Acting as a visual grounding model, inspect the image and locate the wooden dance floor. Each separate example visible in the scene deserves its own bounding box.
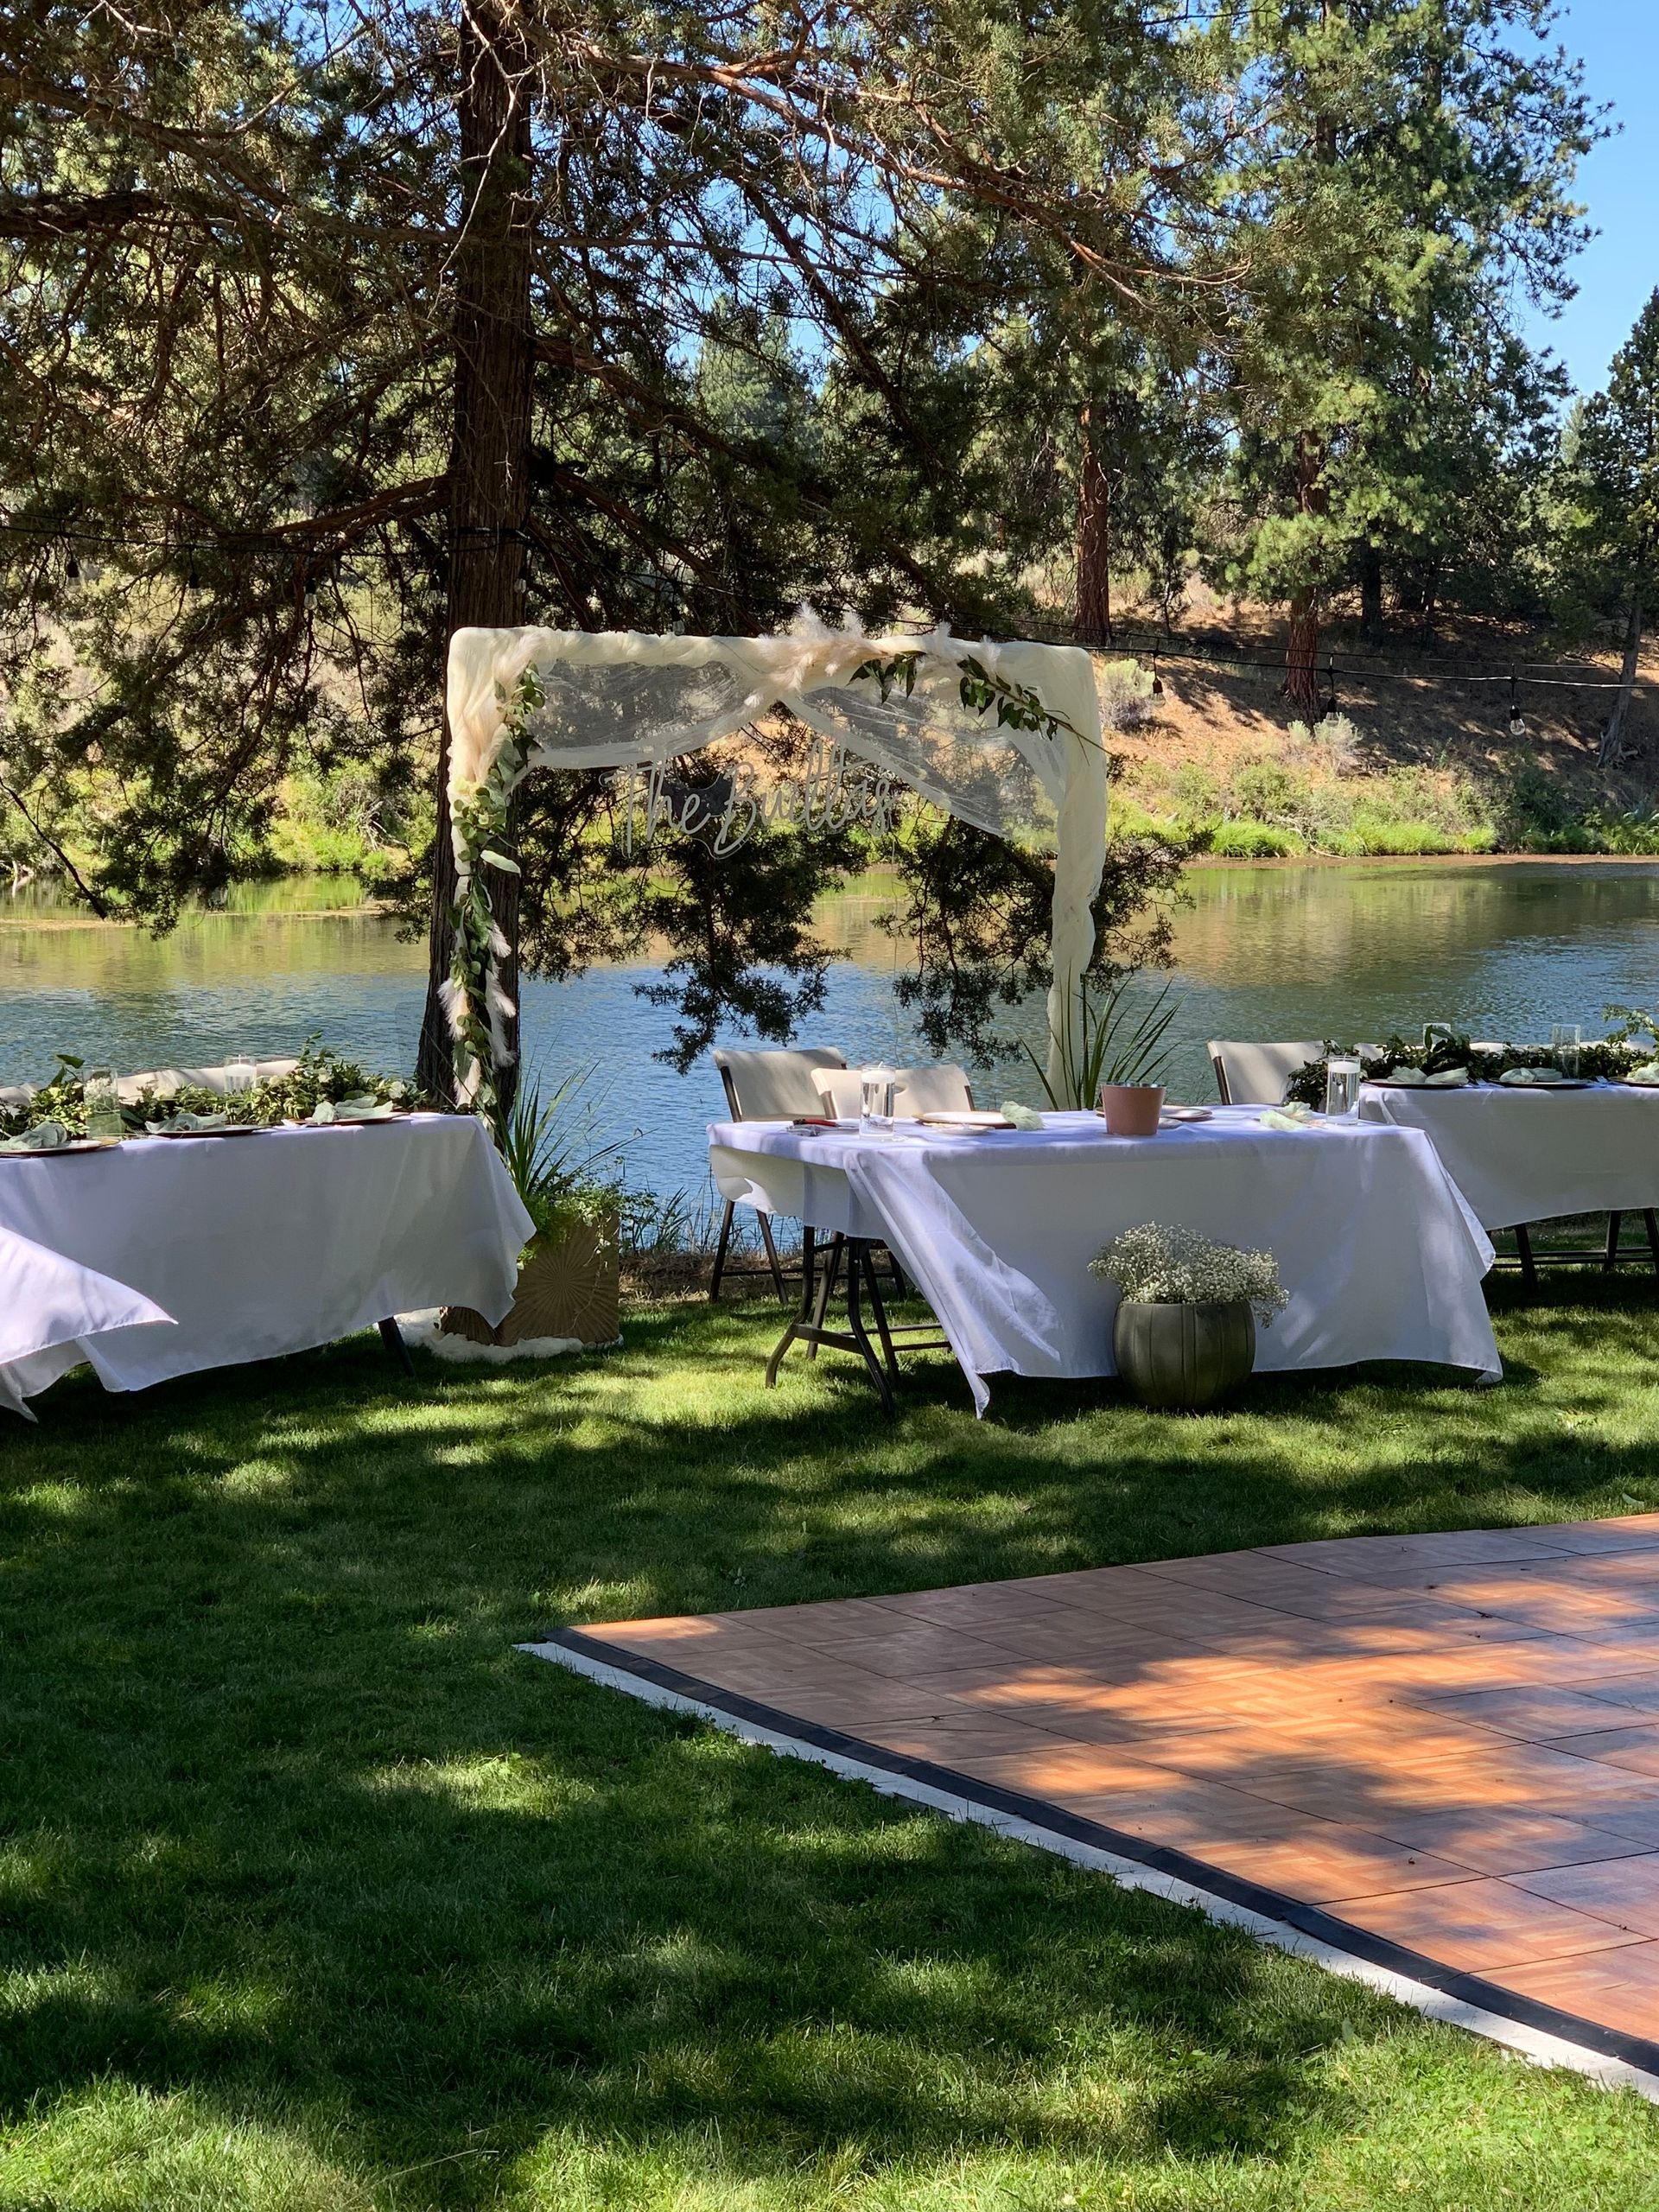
[542,1516,1659,2075]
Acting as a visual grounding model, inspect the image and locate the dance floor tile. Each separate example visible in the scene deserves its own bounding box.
[1510,1854,1659,1936]
[571,1514,1659,2061]
[1322,1879,1643,1974]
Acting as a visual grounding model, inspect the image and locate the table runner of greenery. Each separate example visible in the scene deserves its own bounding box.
[0,1042,422,1141]
[1285,1011,1659,1109]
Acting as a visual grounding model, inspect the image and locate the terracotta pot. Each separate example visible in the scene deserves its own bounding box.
[1096,1083,1166,1136]
[1113,1298,1255,1410]
[440,1216,619,1349]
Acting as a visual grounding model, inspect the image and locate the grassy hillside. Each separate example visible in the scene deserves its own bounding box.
[1101,585,1659,860]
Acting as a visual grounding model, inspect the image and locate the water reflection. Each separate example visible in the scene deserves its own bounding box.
[3,861,1658,1198]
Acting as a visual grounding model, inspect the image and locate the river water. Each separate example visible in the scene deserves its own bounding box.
[3,860,1657,1200]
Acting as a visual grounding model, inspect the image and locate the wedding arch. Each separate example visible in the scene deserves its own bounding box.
[442,616,1109,1112]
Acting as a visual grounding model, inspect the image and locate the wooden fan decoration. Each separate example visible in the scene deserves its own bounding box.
[441,1218,619,1348]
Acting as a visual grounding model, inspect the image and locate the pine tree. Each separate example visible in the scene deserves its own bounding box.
[1563,291,1659,761]
[1217,0,1593,715]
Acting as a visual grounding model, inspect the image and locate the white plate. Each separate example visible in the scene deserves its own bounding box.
[918,1110,1019,1130]
[0,1137,119,1157]
[148,1122,265,1138]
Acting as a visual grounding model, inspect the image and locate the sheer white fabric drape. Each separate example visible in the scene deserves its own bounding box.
[444,619,1109,1084]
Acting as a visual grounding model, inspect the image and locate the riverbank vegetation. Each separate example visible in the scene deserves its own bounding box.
[10,1287,1659,2210]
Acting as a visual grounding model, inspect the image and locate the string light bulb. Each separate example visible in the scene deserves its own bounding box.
[1148,652,1163,697]
[1507,673,1526,739]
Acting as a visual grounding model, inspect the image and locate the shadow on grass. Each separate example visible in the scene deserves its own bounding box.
[6,1289,1659,2198]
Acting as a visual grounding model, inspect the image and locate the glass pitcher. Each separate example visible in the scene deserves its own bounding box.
[1324,1058,1362,1117]
[859,1068,898,1136]
[83,1066,124,1144]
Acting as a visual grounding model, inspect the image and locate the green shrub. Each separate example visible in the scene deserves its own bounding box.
[1209,817,1306,858]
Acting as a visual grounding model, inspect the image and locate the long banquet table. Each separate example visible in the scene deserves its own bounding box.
[0,1113,532,1406]
[1357,1078,1659,1230]
[710,1107,1501,1411]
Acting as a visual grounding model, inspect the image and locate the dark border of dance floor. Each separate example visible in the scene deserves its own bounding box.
[539,1624,1659,2087]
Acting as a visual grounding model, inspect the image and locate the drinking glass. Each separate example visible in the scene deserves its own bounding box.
[83,1066,124,1144]
[859,1068,897,1136]
[225,1053,257,1096]
[1324,1057,1362,1116]
[1551,1023,1581,1080]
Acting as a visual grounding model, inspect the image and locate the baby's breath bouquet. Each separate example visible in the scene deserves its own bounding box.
[1090,1223,1288,1326]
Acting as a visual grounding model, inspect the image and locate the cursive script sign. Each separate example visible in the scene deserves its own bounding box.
[615,739,901,856]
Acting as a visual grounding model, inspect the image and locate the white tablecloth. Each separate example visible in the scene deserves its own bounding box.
[0,1227,174,1415]
[710,1109,1500,1412]
[0,1115,531,1398]
[1357,1081,1659,1230]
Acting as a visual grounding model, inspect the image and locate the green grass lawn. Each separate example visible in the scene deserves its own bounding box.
[10,1284,1659,2209]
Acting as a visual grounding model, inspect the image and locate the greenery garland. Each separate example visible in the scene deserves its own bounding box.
[850,651,1086,748]
[444,666,539,1122]
[0,1042,419,1141]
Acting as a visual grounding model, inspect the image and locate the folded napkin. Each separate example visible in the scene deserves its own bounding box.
[0,1120,73,1153]
[309,1096,397,1125]
[1498,1066,1566,1087]
[1258,1103,1317,1131]
[1382,1065,1469,1088]
[147,1109,231,1133]
[999,1100,1046,1130]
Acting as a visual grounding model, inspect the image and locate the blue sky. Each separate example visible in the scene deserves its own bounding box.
[1521,0,1658,393]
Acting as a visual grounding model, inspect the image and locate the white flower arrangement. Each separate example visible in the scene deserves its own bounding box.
[1090,1222,1289,1325]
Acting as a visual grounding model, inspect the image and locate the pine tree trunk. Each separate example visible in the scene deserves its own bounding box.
[1074,404,1113,648]
[1282,432,1326,721]
[1358,543,1383,639]
[1284,598,1323,721]
[1602,583,1644,766]
[417,1,535,1112]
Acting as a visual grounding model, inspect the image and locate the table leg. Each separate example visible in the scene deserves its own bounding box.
[861,1244,900,1384]
[845,1243,896,1418]
[804,1234,842,1361]
[378,1317,416,1378]
[1646,1210,1659,1275]
[1605,1212,1624,1274]
[1513,1224,1538,1292]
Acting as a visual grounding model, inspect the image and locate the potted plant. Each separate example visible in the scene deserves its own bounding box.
[1090,1222,1287,1409]
[440,1071,624,1349]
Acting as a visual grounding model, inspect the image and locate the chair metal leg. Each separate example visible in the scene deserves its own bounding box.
[756,1210,790,1304]
[709,1200,735,1300]
[377,1317,416,1378]
[1515,1223,1538,1293]
[1605,1212,1624,1273]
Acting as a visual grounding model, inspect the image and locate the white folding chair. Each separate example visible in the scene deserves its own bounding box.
[1207,1039,1325,1107]
[812,1063,976,1120]
[710,1046,846,1300]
